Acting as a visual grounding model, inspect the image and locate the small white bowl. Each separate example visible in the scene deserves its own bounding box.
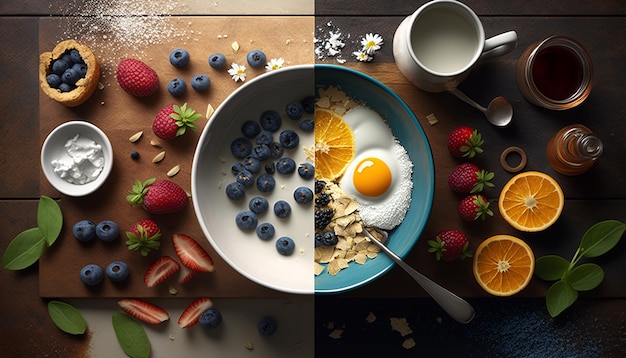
[41,121,113,197]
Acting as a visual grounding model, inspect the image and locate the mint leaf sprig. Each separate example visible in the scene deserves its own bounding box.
[535,220,625,317]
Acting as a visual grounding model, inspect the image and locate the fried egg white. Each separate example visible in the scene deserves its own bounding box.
[338,106,414,230]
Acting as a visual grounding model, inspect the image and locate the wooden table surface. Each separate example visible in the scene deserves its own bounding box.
[1,0,624,356]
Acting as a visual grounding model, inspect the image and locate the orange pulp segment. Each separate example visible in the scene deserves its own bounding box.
[498,171,564,232]
[473,234,535,296]
[314,108,355,180]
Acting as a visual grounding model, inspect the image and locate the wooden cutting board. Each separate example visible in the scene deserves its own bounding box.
[38,16,314,298]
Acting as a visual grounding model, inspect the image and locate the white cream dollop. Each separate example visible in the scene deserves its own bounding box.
[51,134,104,185]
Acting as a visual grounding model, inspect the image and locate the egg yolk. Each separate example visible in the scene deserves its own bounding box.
[352,157,392,197]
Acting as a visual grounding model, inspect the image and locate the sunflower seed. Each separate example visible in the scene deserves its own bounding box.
[167,164,180,177]
[231,41,240,52]
[150,139,161,147]
[128,131,143,142]
[152,151,166,163]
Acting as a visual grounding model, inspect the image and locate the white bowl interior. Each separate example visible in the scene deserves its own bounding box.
[41,121,113,197]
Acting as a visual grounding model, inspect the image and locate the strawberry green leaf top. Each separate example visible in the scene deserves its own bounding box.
[152,103,201,140]
[447,126,484,158]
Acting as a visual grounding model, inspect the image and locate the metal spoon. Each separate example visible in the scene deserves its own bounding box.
[363,229,475,324]
[448,88,513,127]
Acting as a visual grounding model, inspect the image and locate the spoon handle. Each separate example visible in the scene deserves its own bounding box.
[448,88,487,113]
[370,236,475,324]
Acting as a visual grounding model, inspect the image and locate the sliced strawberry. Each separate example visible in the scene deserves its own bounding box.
[117,298,169,325]
[178,264,198,285]
[172,233,215,273]
[178,297,213,328]
[144,256,180,288]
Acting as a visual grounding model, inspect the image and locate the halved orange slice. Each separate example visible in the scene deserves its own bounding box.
[473,234,535,296]
[498,171,564,232]
[314,108,355,180]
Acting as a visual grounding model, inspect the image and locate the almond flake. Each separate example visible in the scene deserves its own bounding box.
[152,151,166,163]
[231,41,240,52]
[150,139,161,147]
[129,131,143,142]
[167,164,180,177]
[206,103,215,120]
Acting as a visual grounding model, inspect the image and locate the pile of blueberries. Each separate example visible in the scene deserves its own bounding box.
[46,49,88,93]
[224,97,315,256]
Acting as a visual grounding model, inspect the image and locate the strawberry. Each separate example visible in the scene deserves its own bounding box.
[448,163,495,193]
[126,178,188,215]
[144,256,180,288]
[447,126,484,158]
[458,194,494,222]
[125,219,162,256]
[178,265,198,285]
[172,233,215,273]
[117,298,170,325]
[115,58,159,97]
[152,103,201,140]
[427,229,473,261]
[178,297,213,328]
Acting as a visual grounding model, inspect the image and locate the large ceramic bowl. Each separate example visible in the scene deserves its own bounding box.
[191,64,434,294]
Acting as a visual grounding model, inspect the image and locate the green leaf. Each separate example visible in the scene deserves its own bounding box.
[48,300,87,335]
[580,220,626,258]
[37,196,63,246]
[567,263,604,291]
[2,227,46,270]
[112,313,151,358]
[535,255,570,281]
[546,280,578,317]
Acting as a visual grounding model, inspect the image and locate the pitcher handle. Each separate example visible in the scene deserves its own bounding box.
[480,31,518,61]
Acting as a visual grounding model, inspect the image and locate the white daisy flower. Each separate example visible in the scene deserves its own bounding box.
[228,63,246,82]
[361,33,384,54]
[353,50,373,62]
[265,58,285,71]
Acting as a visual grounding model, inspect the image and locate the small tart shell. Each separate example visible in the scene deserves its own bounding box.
[39,39,101,107]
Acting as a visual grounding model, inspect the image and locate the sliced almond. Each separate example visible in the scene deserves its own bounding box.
[231,41,240,52]
[167,164,180,177]
[129,131,143,143]
[206,103,215,120]
[152,151,166,163]
[150,139,161,147]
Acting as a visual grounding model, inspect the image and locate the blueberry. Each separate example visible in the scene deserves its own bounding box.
[46,73,62,88]
[231,162,245,175]
[251,144,271,161]
[130,151,140,159]
[62,68,80,85]
[269,142,284,159]
[79,264,104,286]
[279,130,299,149]
[69,49,83,64]
[106,261,129,282]
[256,131,273,145]
[199,308,223,329]
[243,156,262,173]
[314,233,324,247]
[259,110,282,132]
[301,96,316,113]
[273,200,291,218]
[225,181,246,201]
[169,48,190,67]
[298,119,314,132]
[58,83,74,92]
[249,196,269,214]
[52,59,69,75]
[241,120,261,138]
[72,220,96,242]
[235,210,258,231]
[264,162,275,174]
[256,173,275,192]
[246,49,267,68]
[72,62,88,77]
[96,220,120,242]
[61,53,72,64]
[231,137,253,158]
[257,316,278,335]
[208,53,226,69]
[298,162,315,180]
[236,170,255,187]
[293,186,313,204]
[285,102,304,120]
[276,237,296,255]
[191,74,211,91]
[322,231,338,246]
[256,222,275,241]
[168,78,186,97]
[276,157,296,174]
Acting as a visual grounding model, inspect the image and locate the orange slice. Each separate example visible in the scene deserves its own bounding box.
[314,108,355,180]
[498,171,564,232]
[473,234,535,296]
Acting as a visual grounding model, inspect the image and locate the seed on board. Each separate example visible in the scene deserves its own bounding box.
[167,164,180,177]
[206,103,215,120]
[150,139,161,147]
[231,41,240,52]
[129,131,143,142]
[152,151,166,163]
